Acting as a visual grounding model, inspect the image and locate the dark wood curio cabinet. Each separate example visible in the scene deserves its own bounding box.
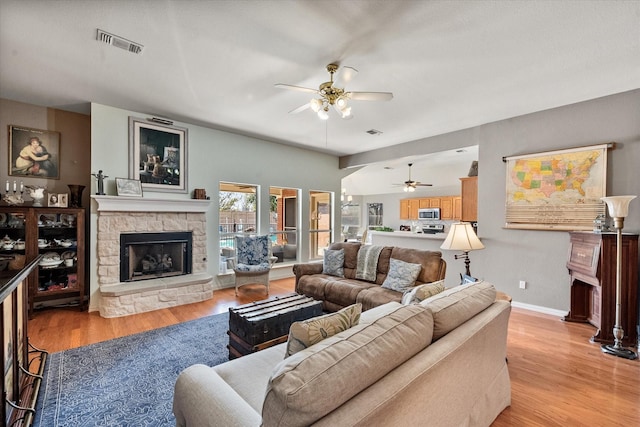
[0,206,85,317]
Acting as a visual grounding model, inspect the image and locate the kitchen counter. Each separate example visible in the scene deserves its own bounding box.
[369,230,447,241]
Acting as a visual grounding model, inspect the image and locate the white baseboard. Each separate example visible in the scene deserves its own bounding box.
[511,301,568,318]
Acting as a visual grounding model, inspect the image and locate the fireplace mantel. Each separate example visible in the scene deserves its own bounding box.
[92,195,210,213]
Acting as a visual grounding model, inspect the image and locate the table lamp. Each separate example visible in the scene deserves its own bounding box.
[440,222,485,278]
[600,195,637,360]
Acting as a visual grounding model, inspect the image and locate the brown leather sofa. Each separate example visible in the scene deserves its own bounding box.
[293,242,446,312]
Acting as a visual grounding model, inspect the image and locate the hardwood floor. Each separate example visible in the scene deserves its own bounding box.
[28,278,640,425]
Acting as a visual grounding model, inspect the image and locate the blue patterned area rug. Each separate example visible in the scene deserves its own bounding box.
[33,312,230,427]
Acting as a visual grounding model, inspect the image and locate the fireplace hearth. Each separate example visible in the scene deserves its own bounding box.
[120,231,192,282]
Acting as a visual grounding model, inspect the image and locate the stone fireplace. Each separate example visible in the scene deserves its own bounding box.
[93,196,213,318]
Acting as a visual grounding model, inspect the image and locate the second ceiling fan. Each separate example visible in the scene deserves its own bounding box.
[394,163,432,192]
[275,63,393,120]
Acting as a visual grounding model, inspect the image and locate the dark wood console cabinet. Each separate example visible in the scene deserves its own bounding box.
[565,232,639,347]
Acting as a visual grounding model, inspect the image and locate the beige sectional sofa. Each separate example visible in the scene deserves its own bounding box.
[293,242,447,312]
[173,281,511,426]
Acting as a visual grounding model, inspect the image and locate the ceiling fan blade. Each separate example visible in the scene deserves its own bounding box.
[334,66,358,86]
[348,91,394,101]
[416,183,433,187]
[275,83,319,94]
[289,103,310,114]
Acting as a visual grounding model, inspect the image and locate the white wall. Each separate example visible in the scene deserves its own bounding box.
[342,89,640,313]
[89,103,349,312]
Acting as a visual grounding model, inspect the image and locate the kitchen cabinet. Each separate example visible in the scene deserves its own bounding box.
[440,197,453,220]
[0,206,85,316]
[460,176,478,222]
[418,197,441,209]
[401,196,459,221]
[400,199,420,220]
[453,196,462,220]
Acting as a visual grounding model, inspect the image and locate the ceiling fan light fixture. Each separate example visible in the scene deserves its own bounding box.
[310,98,322,112]
[340,107,352,118]
[317,109,329,120]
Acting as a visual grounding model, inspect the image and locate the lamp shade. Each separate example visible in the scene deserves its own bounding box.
[440,222,485,251]
[601,195,637,218]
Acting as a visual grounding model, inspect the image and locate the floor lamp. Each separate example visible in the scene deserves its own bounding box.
[440,222,485,280]
[600,195,637,360]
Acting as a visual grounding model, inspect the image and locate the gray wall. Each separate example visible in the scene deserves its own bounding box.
[90,103,350,312]
[343,89,640,313]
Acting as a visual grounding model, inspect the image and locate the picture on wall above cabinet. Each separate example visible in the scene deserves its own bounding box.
[8,125,60,179]
[128,117,188,193]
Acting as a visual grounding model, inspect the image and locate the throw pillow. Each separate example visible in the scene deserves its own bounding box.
[322,248,344,277]
[285,303,362,357]
[401,279,446,305]
[381,258,422,292]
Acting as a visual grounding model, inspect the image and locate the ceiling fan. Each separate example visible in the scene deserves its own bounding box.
[275,63,393,120]
[393,163,432,192]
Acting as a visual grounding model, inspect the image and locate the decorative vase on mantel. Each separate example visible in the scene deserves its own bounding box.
[67,184,86,208]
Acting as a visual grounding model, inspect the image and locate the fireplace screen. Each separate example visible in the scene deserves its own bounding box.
[120,232,192,282]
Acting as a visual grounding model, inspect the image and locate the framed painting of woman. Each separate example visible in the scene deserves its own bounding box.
[8,125,60,179]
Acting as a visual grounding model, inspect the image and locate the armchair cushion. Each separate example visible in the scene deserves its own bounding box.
[235,235,271,266]
[235,262,271,273]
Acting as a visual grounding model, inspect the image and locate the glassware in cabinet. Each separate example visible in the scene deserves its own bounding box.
[0,207,29,272]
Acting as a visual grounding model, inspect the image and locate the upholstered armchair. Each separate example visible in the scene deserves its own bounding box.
[233,235,274,296]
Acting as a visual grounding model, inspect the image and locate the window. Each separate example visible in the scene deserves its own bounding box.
[309,190,332,260]
[219,182,258,273]
[269,186,299,264]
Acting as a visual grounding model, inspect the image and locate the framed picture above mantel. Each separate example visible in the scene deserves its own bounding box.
[128,117,188,193]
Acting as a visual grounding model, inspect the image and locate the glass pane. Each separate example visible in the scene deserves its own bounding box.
[309,190,332,260]
[269,187,299,264]
[219,182,258,273]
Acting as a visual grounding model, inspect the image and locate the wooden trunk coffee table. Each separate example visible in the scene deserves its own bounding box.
[227,293,323,359]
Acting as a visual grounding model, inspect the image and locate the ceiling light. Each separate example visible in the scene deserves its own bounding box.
[310,98,323,112]
[317,109,329,120]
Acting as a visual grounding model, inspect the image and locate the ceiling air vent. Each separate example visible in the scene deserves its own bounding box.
[366,129,383,135]
[96,29,143,54]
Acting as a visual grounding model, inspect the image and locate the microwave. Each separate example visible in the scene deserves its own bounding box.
[418,208,440,220]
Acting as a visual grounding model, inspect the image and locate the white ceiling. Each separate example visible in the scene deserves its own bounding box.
[1,1,639,193]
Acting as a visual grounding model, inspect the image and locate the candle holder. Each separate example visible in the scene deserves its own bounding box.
[3,180,25,205]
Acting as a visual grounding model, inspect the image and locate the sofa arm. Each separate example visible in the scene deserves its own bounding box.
[173,364,261,427]
[292,263,323,284]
